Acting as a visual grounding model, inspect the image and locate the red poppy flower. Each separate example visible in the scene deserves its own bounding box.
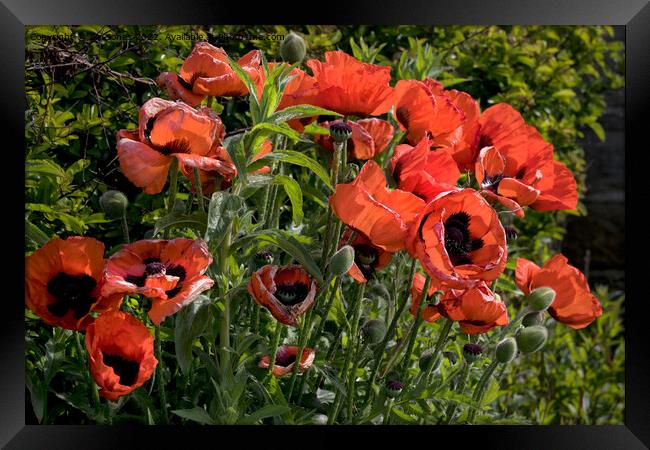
[516,255,603,329]
[340,228,393,283]
[330,160,426,253]
[474,104,578,216]
[391,136,460,201]
[409,273,507,334]
[116,98,236,195]
[85,310,157,401]
[379,79,465,145]
[406,188,507,289]
[156,72,206,107]
[306,51,393,116]
[315,118,394,160]
[258,345,316,377]
[247,265,317,327]
[25,237,121,331]
[102,238,214,326]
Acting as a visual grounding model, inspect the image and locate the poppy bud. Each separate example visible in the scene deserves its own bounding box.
[253,250,274,269]
[100,190,128,219]
[418,348,441,372]
[495,337,517,363]
[462,343,483,363]
[280,32,307,64]
[312,413,328,425]
[526,287,556,312]
[515,325,548,353]
[328,245,355,277]
[522,311,545,327]
[329,122,353,143]
[385,379,403,398]
[361,319,387,345]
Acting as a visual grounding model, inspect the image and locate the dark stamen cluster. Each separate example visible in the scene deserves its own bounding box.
[275,283,308,306]
[102,353,140,386]
[275,352,297,367]
[46,273,97,319]
[444,212,484,266]
[463,343,483,356]
[354,244,379,279]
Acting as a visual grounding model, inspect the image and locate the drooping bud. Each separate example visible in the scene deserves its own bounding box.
[100,190,128,219]
[361,319,387,346]
[385,379,403,398]
[462,343,483,363]
[329,121,353,143]
[495,337,517,363]
[516,325,548,353]
[280,32,307,64]
[328,245,355,277]
[526,287,556,312]
[522,311,545,327]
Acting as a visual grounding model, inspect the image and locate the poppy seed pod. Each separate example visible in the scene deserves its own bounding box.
[280,32,307,64]
[516,325,548,353]
[329,121,353,143]
[361,319,387,345]
[526,287,556,312]
[418,348,441,372]
[522,311,545,327]
[100,190,128,219]
[495,337,518,363]
[329,245,355,277]
[385,379,404,398]
[462,343,483,363]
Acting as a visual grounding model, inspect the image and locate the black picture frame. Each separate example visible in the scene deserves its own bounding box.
[5,1,648,448]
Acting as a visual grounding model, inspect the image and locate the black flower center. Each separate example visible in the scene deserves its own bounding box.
[46,273,97,320]
[386,379,403,391]
[396,106,410,128]
[124,259,186,299]
[102,353,140,386]
[144,261,166,276]
[354,244,379,280]
[481,173,504,192]
[275,283,308,306]
[157,138,192,156]
[463,343,483,355]
[275,352,297,367]
[444,212,484,266]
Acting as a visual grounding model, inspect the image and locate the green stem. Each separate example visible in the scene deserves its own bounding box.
[120,211,130,244]
[321,140,345,268]
[75,332,100,418]
[423,318,454,381]
[347,339,366,422]
[383,399,394,425]
[443,361,470,424]
[163,158,179,239]
[265,321,283,379]
[193,167,205,213]
[467,360,499,423]
[155,326,169,424]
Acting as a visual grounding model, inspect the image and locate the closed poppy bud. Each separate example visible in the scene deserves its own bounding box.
[522,311,545,327]
[312,413,329,425]
[280,32,307,64]
[516,325,548,353]
[463,343,483,363]
[329,122,353,143]
[100,190,128,219]
[495,337,517,363]
[328,245,355,277]
[361,319,387,345]
[526,287,556,312]
[418,348,441,372]
[385,379,403,398]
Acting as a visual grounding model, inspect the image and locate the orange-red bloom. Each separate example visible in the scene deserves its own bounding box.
[85,310,157,401]
[25,237,121,331]
[247,265,317,327]
[306,51,393,116]
[391,136,460,201]
[258,345,316,377]
[102,238,214,326]
[409,273,508,334]
[116,98,235,195]
[330,160,426,253]
[157,43,261,102]
[315,118,394,160]
[406,189,507,289]
[474,104,578,216]
[516,255,603,329]
[340,228,393,283]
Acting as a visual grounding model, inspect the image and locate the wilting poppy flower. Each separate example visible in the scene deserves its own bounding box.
[116,98,236,195]
[340,228,393,283]
[85,310,158,401]
[306,51,393,116]
[258,345,316,377]
[378,79,465,145]
[330,160,426,253]
[515,255,603,329]
[474,104,578,216]
[25,237,121,331]
[391,136,460,201]
[247,265,317,327]
[406,189,507,289]
[158,42,261,100]
[315,118,394,160]
[102,238,214,326]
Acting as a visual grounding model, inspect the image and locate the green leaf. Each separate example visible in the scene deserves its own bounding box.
[223,134,248,183]
[26,218,51,246]
[257,150,332,190]
[171,407,215,425]
[239,404,291,424]
[174,295,212,375]
[153,211,207,237]
[246,122,304,160]
[587,121,606,141]
[272,174,303,226]
[267,104,341,125]
[204,191,245,253]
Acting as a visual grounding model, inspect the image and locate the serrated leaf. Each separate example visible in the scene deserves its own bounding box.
[239,404,291,424]
[257,150,332,190]
[204,191,245,253]
[174,295,212,375]
[171,407,215,424]
[153,211,207,237]
[273,174,303,226]
[267,104,341,124]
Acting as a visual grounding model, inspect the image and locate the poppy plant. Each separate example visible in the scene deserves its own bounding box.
[258,345,316,377]
[516,255,603,329]
[329,160,426,253]
[247,264,317,327]
[409,272,442,322]
[85,310,158,401]
[340,228,393,283]
[25,237,121,331]
[406,188,508,289]
[315,118,394,160]
[474,103,578,216]
[102,238,214,326]
[116,98,236,195]
[390,136,460,202]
